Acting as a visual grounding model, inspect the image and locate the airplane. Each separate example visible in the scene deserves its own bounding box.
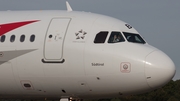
[0,1,176,101]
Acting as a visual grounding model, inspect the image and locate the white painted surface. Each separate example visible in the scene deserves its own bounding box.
[0,10,176,99]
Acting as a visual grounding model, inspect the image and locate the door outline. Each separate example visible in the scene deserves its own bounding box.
[42,17,71,63]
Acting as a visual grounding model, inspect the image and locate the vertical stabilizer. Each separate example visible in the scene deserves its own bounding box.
[66,1,73,11]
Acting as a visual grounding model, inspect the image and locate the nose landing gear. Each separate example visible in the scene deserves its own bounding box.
[60,98,83,101]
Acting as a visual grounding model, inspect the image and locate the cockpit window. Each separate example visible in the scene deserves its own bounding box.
[94,31,108,43]
[108,31,125,43]
[123,32,146,44]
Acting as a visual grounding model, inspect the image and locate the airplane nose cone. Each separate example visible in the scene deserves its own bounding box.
[145,51,176,89]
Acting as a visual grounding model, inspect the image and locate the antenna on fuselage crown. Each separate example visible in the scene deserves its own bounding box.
[66,1,73,11]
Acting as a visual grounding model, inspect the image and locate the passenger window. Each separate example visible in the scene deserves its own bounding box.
[30,34,35,42]
[0,35,6,42]
[10,35,16,42]
[20,35,25,42]
[94,31,108,43]
[108,32,125,43]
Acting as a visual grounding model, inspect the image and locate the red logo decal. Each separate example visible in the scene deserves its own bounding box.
[120,62,131,73]
[0,20,39,36]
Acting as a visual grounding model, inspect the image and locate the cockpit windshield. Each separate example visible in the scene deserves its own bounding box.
[123,32,146,44]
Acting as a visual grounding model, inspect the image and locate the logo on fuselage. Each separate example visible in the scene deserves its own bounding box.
[75,29,87,40]
[120,62,131,73]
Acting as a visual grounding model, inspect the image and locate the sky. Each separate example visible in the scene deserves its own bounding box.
[0,0,179,80]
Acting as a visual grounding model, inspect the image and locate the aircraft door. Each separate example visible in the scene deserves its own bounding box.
[0,62,17,94]
[43,18,71,63]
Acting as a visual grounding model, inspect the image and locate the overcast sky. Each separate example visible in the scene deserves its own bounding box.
[0,0,179,80]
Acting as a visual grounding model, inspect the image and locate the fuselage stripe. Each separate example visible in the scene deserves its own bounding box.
[0,20,39,36]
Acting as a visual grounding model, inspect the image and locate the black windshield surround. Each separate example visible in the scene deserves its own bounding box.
[123,32,146,44]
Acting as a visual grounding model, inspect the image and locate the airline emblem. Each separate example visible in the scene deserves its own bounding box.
[120,62,131,73]
[75,29,87,39]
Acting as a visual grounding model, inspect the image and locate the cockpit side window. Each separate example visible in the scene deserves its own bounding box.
[108,31,125,43]
[123,32,146,44]
[94,31,108,43]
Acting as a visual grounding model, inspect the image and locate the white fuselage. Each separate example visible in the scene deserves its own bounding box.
[0,10,176,99]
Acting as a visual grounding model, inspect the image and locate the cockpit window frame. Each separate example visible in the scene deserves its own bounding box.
[123,32,146,44]
[108,31,125,43]
[94,31,109,44]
